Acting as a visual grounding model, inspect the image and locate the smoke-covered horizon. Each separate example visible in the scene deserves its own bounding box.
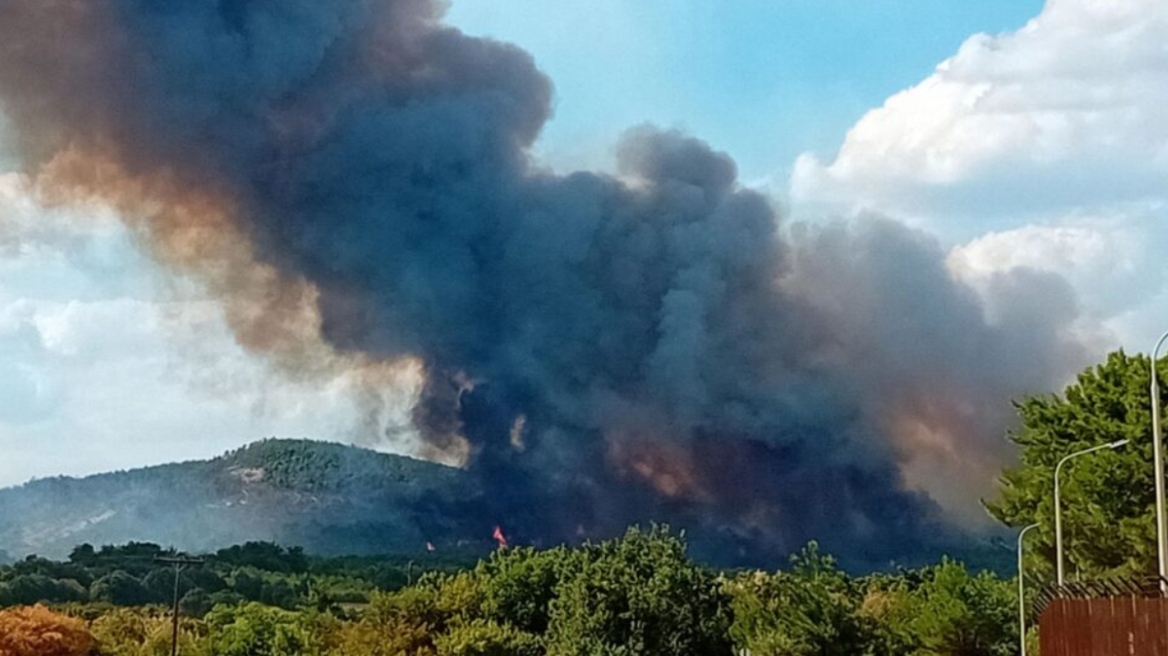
[0,0,1094,566]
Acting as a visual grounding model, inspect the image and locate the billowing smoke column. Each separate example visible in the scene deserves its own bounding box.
[0,0,1090,566]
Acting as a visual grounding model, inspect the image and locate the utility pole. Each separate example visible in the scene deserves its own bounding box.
[154,555,205,656]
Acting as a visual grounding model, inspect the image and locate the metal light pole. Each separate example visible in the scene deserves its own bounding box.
[1151,331,1168,593]
[1054,439,1129,586]
[1017,523,1039,656]
[154,555,205,656]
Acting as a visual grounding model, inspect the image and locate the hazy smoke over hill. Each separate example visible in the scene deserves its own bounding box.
[0,0,1091,565]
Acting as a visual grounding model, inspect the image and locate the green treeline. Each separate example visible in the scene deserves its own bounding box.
[989,350,1168,579]
[2,528,1018,656]
[9,348,1168,655]
[0,540,470,613]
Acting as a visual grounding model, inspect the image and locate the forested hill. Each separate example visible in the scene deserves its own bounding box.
[0,439,487,561]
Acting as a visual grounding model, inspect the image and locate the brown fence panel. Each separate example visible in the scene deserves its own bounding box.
[1040,596,1168,656]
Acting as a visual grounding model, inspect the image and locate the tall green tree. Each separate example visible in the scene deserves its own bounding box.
[893,560,1016,656]
[545,526,733,656]
[728,543,877,656]
[206,602,318,656]
[986,350,1164,578]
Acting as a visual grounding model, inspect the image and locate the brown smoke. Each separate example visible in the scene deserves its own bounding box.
[31,146,467,465]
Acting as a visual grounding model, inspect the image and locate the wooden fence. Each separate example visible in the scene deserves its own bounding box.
[1038,579,1168,655]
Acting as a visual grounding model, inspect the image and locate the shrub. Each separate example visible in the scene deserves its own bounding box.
[434,619,541,656]
[0,604,95,656]
[545,526,733,656]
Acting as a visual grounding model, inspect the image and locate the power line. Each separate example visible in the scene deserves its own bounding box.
[154,555,205,656]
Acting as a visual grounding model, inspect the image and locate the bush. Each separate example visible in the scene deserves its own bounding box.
[0,574,89,605]
[477,547,568,635]
[329,587,443,655]
[90,572,150,606]
[89,606,209,656]
[0,604,95,656]
[728,543,878,656]
[434,619,541,656]
[900,560,1016,656]
[180,588,214,618]
[205,602,312,656]
[335,607,434,656]
[545,526,733,656]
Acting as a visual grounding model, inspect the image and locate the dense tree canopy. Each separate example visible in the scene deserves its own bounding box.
[544,527,733,656]
[0,539,471,620]
[987,350,1165,579]
[0,530,1021,656]
[728,545,1017,656]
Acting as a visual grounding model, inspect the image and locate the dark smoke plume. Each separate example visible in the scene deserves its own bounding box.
[0,0,1092,566]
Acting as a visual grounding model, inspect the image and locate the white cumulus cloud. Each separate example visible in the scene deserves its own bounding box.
[0,176,422,488]
[789,0,1168,350]
[792,0,1168,228]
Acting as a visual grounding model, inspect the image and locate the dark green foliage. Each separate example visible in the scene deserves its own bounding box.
[728,549,1018,656]
[67,544,96,566]
[261,578,302,610]
[90,543,167,576]
[225,439,469,497]
[334,527,735,656]
[0,573,88,605]
[90,571,151,606]
[185,566,228,594]
[434,620,542,656]
[230,567,266,601]
[217,542,309,574]
[8,532,1024,656]
[987,350,1163,578]
[8,555,94,586]
[141,568,178,604]
[544,526,734,656]
[729,543,880,656]
[180,587,215,618]
[895,560,1016,656]
[0,539,466,616]
[206,602,315,656]
[475,547,566,634]
[210,589,247,608]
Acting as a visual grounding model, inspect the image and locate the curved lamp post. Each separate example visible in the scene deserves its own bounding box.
[1054,439,1129,586]
[1017,522,1039,656]
[1151,331,1168,593]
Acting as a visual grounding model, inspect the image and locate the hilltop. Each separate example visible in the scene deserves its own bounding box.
[0,439,489,560]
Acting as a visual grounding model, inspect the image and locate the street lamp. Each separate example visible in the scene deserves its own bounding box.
[1054,438,1129,586]
[1151,331,1168,593]
[1017,523,1039,656]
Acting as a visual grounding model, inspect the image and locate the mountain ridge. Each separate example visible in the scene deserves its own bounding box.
[0,438,488,560]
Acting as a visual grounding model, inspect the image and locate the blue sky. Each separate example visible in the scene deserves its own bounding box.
[445,0,1043,181]
[2,0,1167,506]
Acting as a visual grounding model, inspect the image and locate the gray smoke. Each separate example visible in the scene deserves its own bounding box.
[0,0,1092,566]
